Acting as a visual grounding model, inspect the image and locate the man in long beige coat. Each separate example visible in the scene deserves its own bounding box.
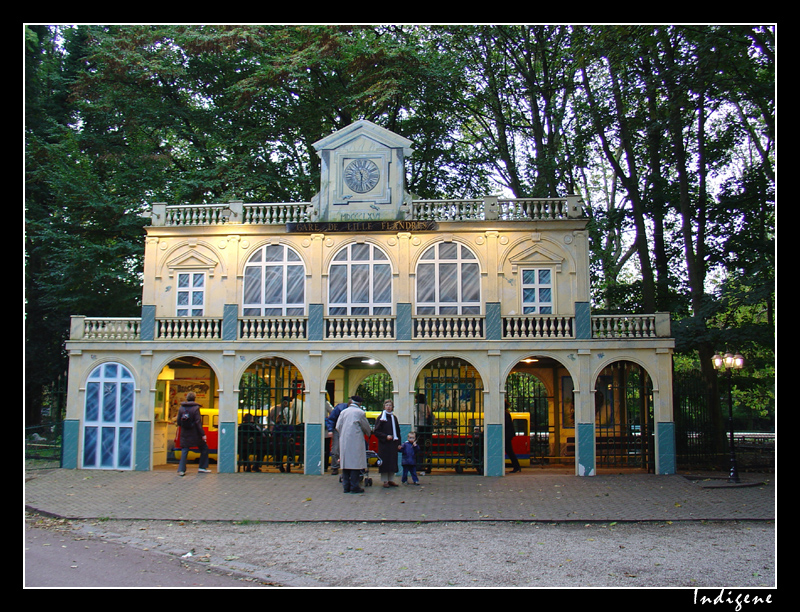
[335,396,371,494]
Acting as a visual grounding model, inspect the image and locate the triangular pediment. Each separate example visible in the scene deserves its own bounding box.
[165,250,219,277]
[508,243,565,273]
[313,119,413,154]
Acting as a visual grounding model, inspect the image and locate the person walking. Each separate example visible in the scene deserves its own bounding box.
[374,399,401,488]
[335,396,371,494]
[176,392,211,476]
[505,404,521,473]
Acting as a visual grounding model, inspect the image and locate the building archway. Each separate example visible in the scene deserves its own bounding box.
[413,357,485,474]
[593,359,654,471]
[504,355,577,469]
[236,356,305,473]
[154,356,219,467]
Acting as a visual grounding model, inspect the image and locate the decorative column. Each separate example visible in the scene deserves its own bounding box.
[216,350,238,473]
[574,349,596,476]
[484,350,504,476]
[304,350,325,475]
[654,348,677,475]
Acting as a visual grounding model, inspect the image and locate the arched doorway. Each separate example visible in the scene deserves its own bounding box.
[594,360,654,471]
[414,358,484,474]
[155,356,218,467]
[237,357,305,473]
[504,356,576,468]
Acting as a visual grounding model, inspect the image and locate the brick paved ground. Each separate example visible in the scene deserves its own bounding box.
[25,468,774,523]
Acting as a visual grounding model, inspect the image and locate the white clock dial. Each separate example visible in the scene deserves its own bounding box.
[344,159,380,193]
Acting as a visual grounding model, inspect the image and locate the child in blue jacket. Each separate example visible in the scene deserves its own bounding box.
[399,431,420,485]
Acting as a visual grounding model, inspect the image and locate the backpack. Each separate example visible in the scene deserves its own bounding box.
[179,405,194,428]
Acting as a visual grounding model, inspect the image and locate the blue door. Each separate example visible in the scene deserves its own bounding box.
[83,363,135,469]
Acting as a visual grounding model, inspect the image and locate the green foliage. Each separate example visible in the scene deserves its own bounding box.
[25,24,775,427]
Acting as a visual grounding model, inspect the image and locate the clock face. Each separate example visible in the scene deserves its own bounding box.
[344,159,380,193]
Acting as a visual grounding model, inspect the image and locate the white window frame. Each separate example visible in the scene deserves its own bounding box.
[521,267,554,314]
[327,242,393,316]
[242,244,306,316]
[176,271,205,317]
[82,362,135,470]
[415,241,481,315]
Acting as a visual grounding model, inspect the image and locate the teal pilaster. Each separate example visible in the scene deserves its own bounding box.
[305,423,323,475]
[218,422,236,473]
[140,305,156,341]
[576,422,596,476]
[135,421,151,471]
[655,421,677,475]
[308,304,324,340]
[485,302,502,340]
[396,303,412,340]
[222,304,238,341]
[62,419,80,469]
[485,423,504,476]
[574,302,591,339]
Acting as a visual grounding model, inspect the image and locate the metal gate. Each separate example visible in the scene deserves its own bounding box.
[673,369,720,470]
[415,359,484,473]
[237,358,304,472]
[594,361,653,471]
[505,372,550,464]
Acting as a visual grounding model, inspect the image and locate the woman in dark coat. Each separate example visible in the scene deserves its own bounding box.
[373,399,401,487]
[176,392,211,476]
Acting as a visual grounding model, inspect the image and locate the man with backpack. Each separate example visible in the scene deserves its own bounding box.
[176,391,211,476]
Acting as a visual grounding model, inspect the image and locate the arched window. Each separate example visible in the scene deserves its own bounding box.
[416,241,481,315]
[243,244,306,316]
[328,243,392,315]
[83,362,134,470]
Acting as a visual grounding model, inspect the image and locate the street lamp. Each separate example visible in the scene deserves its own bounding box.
[711,352,745,483]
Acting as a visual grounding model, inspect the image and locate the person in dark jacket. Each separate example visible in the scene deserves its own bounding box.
[176,392,211,476]
[399,431,420,485]
[505,405,521,473]
[238,413,265,472]
[373,399,401,487]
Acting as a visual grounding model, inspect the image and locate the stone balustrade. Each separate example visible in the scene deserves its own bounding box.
[503,315,574,338]
[71,311,669,342]
[148,195,585,227]
[413,315,484,339]
[591,314,665,339]
[240,317,307,340]
[326,316,395,339]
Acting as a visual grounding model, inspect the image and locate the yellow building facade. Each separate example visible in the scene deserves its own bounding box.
[63,120,676,477]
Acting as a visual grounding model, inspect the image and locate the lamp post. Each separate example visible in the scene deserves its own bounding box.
[712,352,744,483]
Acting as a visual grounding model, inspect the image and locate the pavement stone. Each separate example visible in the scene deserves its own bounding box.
[24,467,775,524]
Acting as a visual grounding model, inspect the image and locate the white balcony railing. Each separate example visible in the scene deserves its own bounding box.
[326,316,395,339]
[240,317,307,340]
[73,317,142,341]
[590,315,659,339]
[503,315,574,339]
[157,318,223,340]
[70,313,667,342]
[149,196,585,227]
[413,315,484,339]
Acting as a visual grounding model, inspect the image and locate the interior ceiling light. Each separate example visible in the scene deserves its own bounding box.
[362,358,379,365]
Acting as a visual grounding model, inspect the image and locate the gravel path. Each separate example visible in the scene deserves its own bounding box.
[34,517,774,588]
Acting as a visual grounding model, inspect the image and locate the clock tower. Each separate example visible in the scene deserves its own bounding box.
[311,119,414,222]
